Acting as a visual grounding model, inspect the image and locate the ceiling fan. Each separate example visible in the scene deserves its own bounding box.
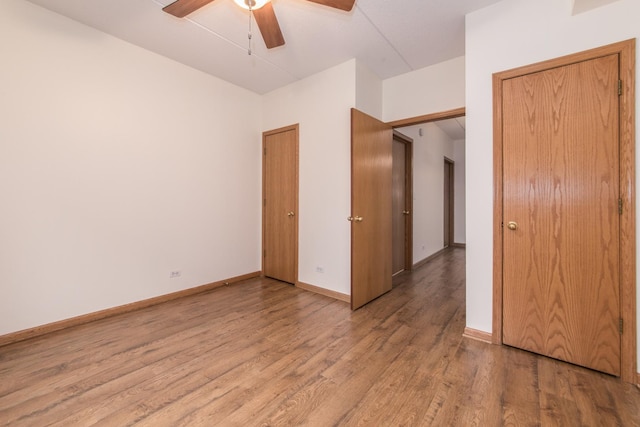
[162,0,356,49]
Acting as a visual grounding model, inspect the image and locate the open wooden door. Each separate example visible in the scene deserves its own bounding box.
[350,109,393,310]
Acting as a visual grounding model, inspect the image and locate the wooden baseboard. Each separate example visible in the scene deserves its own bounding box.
[412,247,449,270]
[0,271,261,348]
[296,281,350,303]
[637,372,640,387]
[451,242,466,248]
[463,327,493,344]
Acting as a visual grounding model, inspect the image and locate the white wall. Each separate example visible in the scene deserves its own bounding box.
[453,139,466,244]
[466,0,639,368]
[262,60,356,296]
[573,0,620,15]
[0,0,262,335]
[356,61,383,120]
[383,56,465,123]
[397,125,455,263]
[382,57,467,261]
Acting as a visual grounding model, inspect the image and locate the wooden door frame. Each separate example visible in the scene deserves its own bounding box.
[444,157,455,248]
[387,107,466,128]
[388,108,466,263]
[393,130,414,272]
[262,124,299,284]
[492,39,636,383]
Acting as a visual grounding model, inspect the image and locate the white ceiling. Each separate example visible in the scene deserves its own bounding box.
[435,117,466,141]
[25,0,502,94]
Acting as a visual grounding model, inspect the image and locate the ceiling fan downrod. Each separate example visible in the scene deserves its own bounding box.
[247,1,253,55]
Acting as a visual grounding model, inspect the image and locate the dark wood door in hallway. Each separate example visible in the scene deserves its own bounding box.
[1,248,638,425]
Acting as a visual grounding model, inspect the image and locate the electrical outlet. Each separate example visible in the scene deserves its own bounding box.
[170,271,182,278]
[316,266,324,273]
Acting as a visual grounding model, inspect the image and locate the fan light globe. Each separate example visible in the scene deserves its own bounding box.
[233,0,270,10]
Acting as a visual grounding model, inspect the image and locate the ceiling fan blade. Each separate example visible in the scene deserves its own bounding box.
[305,0,356,12]
[163,0,217,18]
[253,3,285,49]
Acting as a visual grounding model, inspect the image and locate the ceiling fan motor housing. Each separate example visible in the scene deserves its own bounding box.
[163,0,356,49]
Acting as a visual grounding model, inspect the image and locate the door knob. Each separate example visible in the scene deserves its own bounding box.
[402,210,410,215]
[287,211,295,217]
[347,216,363,222]
[507,221,518,230]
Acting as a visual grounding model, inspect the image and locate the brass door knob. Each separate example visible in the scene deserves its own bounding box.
[402,210,410,215]
[348,216,363,222]
[287,211,295,217]
[507,221,518,230]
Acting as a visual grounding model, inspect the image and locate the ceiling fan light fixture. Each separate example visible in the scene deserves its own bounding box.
[233,0,270,10]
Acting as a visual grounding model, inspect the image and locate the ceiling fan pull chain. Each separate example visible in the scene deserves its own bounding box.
[247,2,253,55]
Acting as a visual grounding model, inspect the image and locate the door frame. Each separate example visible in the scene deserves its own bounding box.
[492,39,636,383]
[388,108,466,265]
[393,130,414,273]
[262,124,299,284]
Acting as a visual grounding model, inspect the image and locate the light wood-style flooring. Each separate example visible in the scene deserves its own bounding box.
[1,248,639,426]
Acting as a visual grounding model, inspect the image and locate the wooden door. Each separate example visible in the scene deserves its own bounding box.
[501,55,621,375]
[351,108,393,310]
[392,138,407,275]
[443,158,454,247]
[392,132,413,276]
[263,125,298,284]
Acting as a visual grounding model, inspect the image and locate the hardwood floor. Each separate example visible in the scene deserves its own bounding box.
[1,248,638,426]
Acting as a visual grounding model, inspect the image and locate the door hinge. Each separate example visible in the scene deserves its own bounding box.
[263,147,267,155]
[619,318,623,334]
[263,198,266,207]
[618,198,623,215]
[263,249,266,258]
[618,79,623,96]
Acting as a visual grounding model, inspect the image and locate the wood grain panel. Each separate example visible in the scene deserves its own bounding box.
[492,71,505,345]
[2,249,639,424]
[443,158,454,247]
[394,130,414,272]
[305,0,356,11]
[392,139,407,275]
[617,39,637,385]
[502,54,621,375]
[386,107,466,128]
[253,2,285,49]
[162,0,216,17]
[350,108,393,310]
[263,125,298,284]
[494,39,636,383]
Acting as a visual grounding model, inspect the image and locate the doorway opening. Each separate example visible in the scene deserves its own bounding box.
[350,108,467,310]
[391,110,466,269]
